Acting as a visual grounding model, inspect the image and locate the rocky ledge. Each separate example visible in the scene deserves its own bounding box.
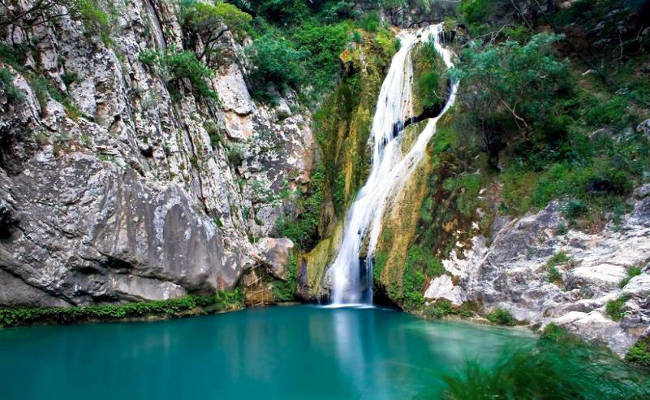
[425,184,650,355]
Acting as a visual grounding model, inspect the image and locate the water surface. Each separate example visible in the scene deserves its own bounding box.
[0,306,535,399]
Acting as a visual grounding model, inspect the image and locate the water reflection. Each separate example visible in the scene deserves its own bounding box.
[0,306,535,400]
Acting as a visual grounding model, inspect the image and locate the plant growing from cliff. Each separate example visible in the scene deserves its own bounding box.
[0,291,244,328]
[180,0,252,63]
[626,337,650,368]
[423,300,478,319]
[138,47,219,101]
[0,68,23,103]
[486,308,516,326]
[244,33,308,100]
[272,251,299,302]
[545,251,570,284]
[0,0,113,44]
[619,267,642,288]
[450,33,571,168]
[606,295,629,322]
[226,142,245,167]
[276,162,326,250]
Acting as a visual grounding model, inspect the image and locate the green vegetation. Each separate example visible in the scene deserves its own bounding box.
[276,162,325,250]
[439,336,650,399]
[244,33,309,100]
[451,32,573,169]
[620,267,642,288]
[394,245,446,311]
[0,0,113,44]
[545,251,570,284]
[412,34,446,114]
[271,251,299,301]
[0,290,244,328]
[606,295,629,321]
[138,47,219,101]
[180,0,252,62]
[486,308,516,326]
[0,68,23,103]
[423,300,478,319]
[626,337,650,368]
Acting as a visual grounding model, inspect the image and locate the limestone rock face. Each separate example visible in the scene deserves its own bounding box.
[425,185,650,355]
[0,1,312,306]
[255,238,294,280]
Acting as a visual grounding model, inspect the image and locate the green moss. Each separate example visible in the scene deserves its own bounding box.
[487,308,516,326]
[0,290,244,328]
[626,337,650,368]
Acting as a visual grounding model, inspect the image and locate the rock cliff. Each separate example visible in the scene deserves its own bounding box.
[0,0,312,306]
[425,183,650,355]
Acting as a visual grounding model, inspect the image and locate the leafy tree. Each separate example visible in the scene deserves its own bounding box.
[1,0,112,42]
[450,33,571,167]
[244,33,308,99]
[138,47,219,101]
[180,0,252,63]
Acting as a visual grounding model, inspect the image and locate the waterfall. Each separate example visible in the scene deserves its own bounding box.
[327,24,459,306]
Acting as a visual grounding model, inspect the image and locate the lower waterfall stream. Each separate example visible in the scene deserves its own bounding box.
[328,24,459,305]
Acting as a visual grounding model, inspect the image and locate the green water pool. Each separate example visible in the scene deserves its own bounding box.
[0,305,536,399]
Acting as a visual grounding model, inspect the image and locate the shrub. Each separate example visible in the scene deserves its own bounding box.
[226,143,245,166]
[0,291,244,328]
[423,300,478,319]
[0,68,24,103]
[606,295,629,321]
[563,199,588,219]
[271,251,299,302]
[290,21,351,94]
[451,33,571,165]
[180,0,252,61]
[244,33,308,100]
[138,47,219,101]
[487,308,516,325]
[440,340,650,400]
[358,11,380,32]
[626,337,650,367]
[276,162,325,250]
[619,267,642,288]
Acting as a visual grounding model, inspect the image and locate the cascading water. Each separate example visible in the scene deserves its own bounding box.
[327,24,459,306]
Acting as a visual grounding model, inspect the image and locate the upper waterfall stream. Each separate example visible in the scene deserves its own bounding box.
[328,24,459,305]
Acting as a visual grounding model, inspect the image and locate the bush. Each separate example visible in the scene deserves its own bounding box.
[276,162,325,250]
[244,33,308,100]
[620,267,642,288]
[626,337,650,368]
[0,291,244,328]
[0,68,24,103]
[291,21,351,94]
[423,300,478,319]
[138,47,218,101]
[271,251,299,302]
[440,340,650,400]
[487,308,516,325]
[180,0,252,62]
[606,295,629,321]
[226,143,245,166]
